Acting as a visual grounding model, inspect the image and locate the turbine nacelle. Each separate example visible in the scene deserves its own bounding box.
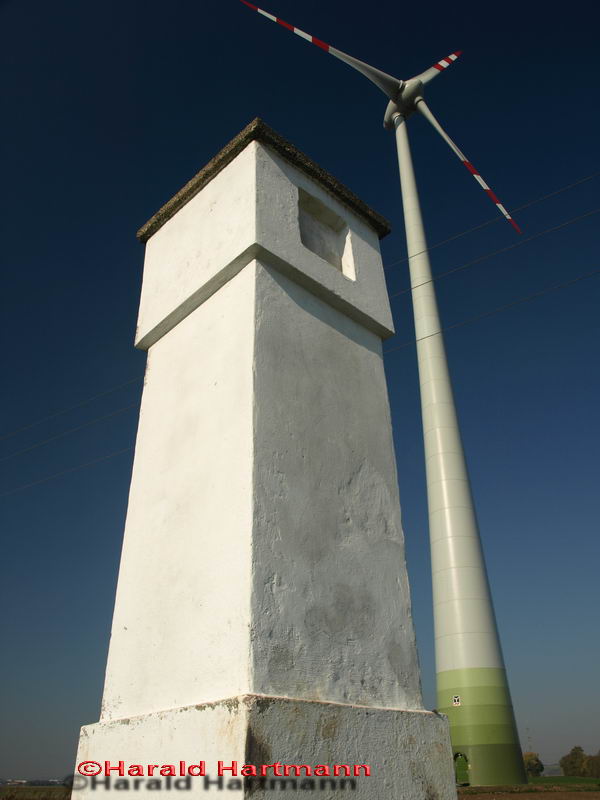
[383,79,424,129]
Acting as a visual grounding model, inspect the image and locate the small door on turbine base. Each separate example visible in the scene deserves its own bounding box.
[454,752,470,786]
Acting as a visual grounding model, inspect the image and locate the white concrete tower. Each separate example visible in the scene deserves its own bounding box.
[73,119,456,799]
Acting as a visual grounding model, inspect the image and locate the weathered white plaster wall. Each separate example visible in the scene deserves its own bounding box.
[135,144,257,349]
[101,265,256,720]
[254,145,394,336]
[251,263,422,709]
[103,138,421,720]
[103,256,422,720]
[74,699,247,799]
[136,141,394,350]
[74,695,455,799]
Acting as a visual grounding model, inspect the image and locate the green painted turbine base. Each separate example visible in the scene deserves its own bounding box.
[449,743,526,786]
[437,667,527,786]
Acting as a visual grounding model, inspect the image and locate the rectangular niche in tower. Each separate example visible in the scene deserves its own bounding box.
[298,187,356,280]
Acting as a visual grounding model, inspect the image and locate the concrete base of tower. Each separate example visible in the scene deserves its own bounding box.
[72,694,457,799]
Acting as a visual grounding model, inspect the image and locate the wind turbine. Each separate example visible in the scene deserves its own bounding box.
[239,1,527,787]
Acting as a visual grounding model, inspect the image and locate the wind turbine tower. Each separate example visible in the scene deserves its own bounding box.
[241,1,527,786]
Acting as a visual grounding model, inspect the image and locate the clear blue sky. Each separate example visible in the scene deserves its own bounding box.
[1,0,599,779]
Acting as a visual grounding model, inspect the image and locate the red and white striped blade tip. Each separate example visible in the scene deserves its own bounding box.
[415,50,462,84]
[463,159,521,233]
[238,0,401,99]
[432,51,462,72]
[239,0,331,51]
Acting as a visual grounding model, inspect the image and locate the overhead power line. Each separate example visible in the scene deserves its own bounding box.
[1,181,597,467]
[384,267,600,354]
[389,208,600,299]
[0,376,143,444]
[4,269,599,498]
[0,403,139,463]
[0,447,135,499]
[384,170,600,271]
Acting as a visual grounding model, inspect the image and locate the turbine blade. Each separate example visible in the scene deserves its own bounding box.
[239,0,401,99]
[417,99,521,233]
[416,51,462,85]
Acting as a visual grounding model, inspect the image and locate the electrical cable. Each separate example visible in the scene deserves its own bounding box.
[0,376,143,443]
[4,267,598,497]
[2,178,599,489]
[0,403,139,463]
[0,447,135,499]
[389,208,600,299]
[383,170,600,270]
[384,267,600,354]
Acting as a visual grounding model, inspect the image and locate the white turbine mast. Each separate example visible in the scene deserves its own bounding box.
[240,0,526,787]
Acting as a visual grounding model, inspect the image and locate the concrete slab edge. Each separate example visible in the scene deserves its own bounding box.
[136,119,391,244]
[135,246,395,350]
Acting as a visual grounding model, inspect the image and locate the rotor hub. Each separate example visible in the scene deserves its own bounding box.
[383,79,424,129]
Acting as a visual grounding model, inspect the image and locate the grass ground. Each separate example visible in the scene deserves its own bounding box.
[1,777,599,800]
[530,780,600,787]
[0,789,69,800]
[460,792,600,800]
[458,777,600,800]
[458,778,600,794]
